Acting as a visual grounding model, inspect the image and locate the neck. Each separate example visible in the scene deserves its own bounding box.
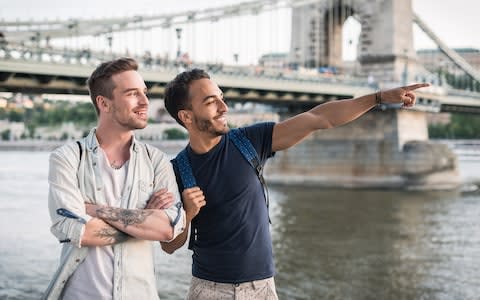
[95,123,133,152]
[188,131,223,154]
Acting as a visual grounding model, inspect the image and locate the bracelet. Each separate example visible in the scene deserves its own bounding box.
[375,91,382,104]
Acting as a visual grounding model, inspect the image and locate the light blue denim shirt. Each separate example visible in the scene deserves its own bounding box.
[43,129,185,300]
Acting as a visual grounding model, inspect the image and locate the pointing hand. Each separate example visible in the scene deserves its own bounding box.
[379,83,430,108]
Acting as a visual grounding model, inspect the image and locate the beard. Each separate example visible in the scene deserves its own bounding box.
[194,116,228,136]
[112,107,148,130]
[114,115,147,130]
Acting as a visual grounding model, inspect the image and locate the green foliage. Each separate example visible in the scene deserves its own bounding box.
[1,129,10,140]
[8,109,23,122]
[8,101,98,130]
[429,113,480,139]
[163,128,188,140]
[437,69,480,92]
[26,123,36,138]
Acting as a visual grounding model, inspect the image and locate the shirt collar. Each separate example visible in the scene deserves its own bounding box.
[85,128,139,153]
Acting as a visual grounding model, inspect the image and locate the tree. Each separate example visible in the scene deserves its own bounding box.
[1,129,10,141]
[429,113,480,139]
[163,128,188,140]
[8,109,23,122]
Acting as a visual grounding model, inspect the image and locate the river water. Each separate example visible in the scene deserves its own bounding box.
[0,151,479,299]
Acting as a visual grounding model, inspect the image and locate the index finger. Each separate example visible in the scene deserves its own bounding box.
[403,83,430,91]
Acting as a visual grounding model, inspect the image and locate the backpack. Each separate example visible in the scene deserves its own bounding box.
[171,128,271,224]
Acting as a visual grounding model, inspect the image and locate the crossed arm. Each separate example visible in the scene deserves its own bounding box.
[48,147,181,248]
[81,189,175,246]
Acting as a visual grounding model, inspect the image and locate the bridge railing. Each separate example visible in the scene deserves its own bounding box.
[0,43,374,87]
[3,43,478,98]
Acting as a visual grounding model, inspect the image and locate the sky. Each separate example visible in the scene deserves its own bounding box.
[0,0,479,64]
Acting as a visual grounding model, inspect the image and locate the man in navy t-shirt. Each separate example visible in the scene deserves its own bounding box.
[162,69,429,299]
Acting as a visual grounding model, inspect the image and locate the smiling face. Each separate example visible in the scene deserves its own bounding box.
[99,70,149,130]
[181,78,229,137]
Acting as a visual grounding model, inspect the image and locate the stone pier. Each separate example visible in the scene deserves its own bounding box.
[265,109,460,190]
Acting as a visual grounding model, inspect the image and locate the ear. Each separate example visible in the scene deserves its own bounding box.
[96,95,111,113]
[178,110,192,126]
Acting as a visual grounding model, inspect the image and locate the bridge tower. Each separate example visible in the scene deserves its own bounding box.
[291,0,416,82]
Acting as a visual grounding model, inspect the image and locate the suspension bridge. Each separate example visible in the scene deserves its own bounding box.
[0,0,478,189]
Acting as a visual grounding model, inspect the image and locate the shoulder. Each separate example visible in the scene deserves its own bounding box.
[240,122,275,134]
[50,141,80,160]
[49,140,82,170]
[140,142,170,164]
[238,122,275,140]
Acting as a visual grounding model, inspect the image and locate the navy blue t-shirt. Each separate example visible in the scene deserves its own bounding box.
[173,122,276,284]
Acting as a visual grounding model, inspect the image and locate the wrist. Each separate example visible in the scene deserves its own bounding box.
[186,211,195,223]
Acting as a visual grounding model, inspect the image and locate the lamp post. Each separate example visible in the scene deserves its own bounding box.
[294,47,301,69]
[106,35,113,58]
[175,28,182,59]
[402,48,408,85]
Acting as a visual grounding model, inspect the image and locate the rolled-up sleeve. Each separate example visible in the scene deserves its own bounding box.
[153,151,186,242]
[48,148,92,248]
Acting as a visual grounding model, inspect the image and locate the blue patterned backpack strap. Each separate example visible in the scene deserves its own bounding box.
[228,128,271,223]
[171,147,198,249]
[171,147,197,189]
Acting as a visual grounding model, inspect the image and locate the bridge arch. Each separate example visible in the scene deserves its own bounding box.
[292,0,416,82]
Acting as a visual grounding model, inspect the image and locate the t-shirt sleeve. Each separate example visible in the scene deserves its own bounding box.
[240,122,276,165]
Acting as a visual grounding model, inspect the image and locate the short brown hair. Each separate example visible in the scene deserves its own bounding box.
[86,57,138,115]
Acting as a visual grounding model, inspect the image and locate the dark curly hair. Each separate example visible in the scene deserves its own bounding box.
[164,68,210,127]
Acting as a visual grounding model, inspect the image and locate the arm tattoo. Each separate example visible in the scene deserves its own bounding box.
[95,226,130,244]
[96,207,154,228]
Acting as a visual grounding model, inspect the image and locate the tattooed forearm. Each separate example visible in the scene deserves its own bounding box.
[96,207,154,228]
[95,226,130,244]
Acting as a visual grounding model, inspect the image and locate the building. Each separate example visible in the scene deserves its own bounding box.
[258,53,290,69]
[417,48,480,74]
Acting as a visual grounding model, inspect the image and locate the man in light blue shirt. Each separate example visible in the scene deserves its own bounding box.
[44,57,185,299]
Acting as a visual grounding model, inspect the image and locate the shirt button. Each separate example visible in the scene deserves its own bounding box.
[97,187,102,191]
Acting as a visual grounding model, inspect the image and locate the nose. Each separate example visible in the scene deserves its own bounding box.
[139,92,149,106]
[218,99,228,113]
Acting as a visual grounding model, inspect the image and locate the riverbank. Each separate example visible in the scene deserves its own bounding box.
[2,139,478,190]
[0,140,187,154]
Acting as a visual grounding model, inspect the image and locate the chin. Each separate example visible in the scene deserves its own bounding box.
[131,121,148,130]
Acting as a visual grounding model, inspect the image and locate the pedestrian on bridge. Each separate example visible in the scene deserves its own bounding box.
[44,57,186,299]
[162,68,429,300]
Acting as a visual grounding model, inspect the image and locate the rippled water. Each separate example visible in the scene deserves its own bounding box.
[0,151,479,299]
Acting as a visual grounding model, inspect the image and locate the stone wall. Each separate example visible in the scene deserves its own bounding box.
[265,110,460,190]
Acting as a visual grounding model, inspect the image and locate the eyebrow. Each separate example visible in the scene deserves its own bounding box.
[202,92,223,103]
[121,87,147,94]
